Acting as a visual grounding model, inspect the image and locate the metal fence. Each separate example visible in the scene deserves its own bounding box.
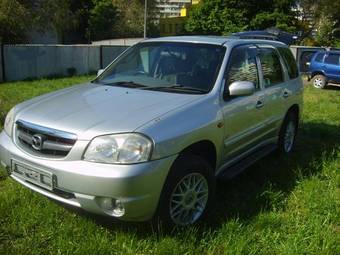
[0,45,129,82]
[0,44,338,83]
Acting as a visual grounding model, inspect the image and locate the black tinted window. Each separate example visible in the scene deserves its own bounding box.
[300,51,317,72]
[226,45,259,89]
[278,47,299,79]
[325,54,340,65]
[315,52,325,62]
[259,48,284,87]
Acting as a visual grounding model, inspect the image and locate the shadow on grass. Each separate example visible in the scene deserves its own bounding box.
[55,121,340,236]
[209,121,339,226]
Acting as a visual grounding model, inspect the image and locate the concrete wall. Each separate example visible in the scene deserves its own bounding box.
[92,38,143,46]
[101,46,127,68]
[4,45,100,81]
[3,44,337,82]
[1,45,129,82]
[0,46,3,82]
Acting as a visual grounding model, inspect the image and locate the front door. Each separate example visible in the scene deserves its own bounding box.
[221,45,267,162]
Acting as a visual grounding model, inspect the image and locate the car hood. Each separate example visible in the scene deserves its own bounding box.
[15,83,203,140]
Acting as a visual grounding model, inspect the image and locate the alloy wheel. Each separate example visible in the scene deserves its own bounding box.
[284,121,296,152]
[169,173,209,225]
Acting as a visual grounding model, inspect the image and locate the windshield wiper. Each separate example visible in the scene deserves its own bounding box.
[99,81,147,88]
[141,85,207,94]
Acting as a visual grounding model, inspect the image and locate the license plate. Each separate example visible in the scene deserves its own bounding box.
[11,160,55,191]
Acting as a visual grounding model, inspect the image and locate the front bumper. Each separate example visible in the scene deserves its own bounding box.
[0,131,176,221]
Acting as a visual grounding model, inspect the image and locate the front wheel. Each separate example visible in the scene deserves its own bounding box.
[157,155,215,227]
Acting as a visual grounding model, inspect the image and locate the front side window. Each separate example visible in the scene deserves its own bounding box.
[95,42,226,94]
[258,48,284,87]
[225,45,259,89]
[325,54,340,65]
[277,47,299,79]
[315,52,325,63]
[299,51,317,72]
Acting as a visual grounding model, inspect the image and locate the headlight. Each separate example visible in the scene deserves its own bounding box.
[4,107,15,137]
[83,133,153,164]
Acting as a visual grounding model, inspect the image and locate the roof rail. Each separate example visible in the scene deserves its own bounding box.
[232,29,298,45]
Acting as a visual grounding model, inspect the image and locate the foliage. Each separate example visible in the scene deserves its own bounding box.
[185,0,297,35]
[296,0,340,46]
[0,0,93,44]
[0,77,339,254]
[69,0,94,43]
[111,0,158,38]
[88,0,117,40]
[34,0,81,44]
[88,0,159,40]
[0,0,32,43]
[315,17,335,46]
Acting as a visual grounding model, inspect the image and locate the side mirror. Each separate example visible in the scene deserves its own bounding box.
[229,81,255,96]
[97,69,104,76]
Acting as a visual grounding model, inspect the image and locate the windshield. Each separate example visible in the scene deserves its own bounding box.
[94,42,226,94]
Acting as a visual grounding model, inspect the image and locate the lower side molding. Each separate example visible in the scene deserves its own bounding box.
[217,144,277,180]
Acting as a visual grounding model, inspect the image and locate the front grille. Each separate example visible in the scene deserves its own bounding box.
[15,120,77,158]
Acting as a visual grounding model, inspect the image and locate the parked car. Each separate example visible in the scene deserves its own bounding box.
[308,50,340,89]
[0,36,303,226]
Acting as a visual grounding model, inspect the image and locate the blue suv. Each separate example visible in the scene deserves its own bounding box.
[308,51,340,89]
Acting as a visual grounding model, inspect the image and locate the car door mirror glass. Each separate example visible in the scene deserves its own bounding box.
[229,81,255,96]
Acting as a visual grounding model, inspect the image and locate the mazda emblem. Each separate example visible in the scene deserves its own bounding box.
[32,134,45,151]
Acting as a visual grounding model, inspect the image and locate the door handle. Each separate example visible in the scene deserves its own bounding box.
[256,100,264,109]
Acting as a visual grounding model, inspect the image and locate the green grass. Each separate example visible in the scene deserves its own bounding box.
[0,77,339,255]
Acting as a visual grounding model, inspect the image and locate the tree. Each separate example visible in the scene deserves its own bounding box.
[88,0,117,40]
[112,0,143,37]
[0,0,32,43]
[33,0,80,44]
[185,0,297,35]
[111,0,158,38]
[70,0,94,43]
[296,0,340,46]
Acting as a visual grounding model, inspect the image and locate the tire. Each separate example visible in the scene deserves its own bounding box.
[312,74,327,89]
[156,154,215,227]
[277,112,298,154]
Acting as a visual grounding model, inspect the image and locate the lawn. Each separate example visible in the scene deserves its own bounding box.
[0,76,339,255]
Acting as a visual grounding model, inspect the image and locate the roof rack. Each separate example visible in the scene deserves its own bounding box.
[232,28,298,45]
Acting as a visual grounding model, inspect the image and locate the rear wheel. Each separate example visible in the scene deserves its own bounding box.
[312,74,327,89]
[157,154,215,227]
[278,112,298,154]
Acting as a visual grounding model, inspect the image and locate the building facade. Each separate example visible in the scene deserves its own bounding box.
[156,0,192,18]
[158,0,200,36]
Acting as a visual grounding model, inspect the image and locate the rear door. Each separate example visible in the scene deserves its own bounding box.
[256,46,288,139]
[324,53,340,82]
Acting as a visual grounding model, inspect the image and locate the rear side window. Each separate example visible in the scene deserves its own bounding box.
[315,52,325,62]
[258,48,284,87]
[277,47,299,79]
[325,54,340,65]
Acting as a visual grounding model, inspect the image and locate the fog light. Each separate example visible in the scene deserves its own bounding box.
[113,200,125,217]
[98,197,114,211]
[97,197,125,217]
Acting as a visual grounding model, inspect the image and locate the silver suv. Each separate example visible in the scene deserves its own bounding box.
[0,36,303,226]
